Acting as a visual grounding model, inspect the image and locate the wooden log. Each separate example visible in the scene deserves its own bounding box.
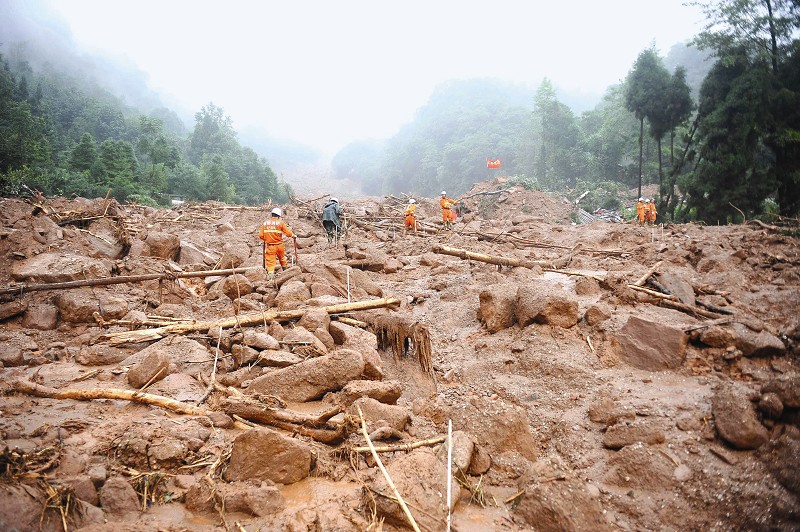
[634,261,663,287]
[0,267,262,296]
[659,299,723,319]
[99,296,401,345]
[11,379,207,415]
[219,398,341,428]
[431,245,549,269]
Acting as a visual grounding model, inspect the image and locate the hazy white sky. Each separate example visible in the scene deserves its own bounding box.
[43,0,705,155]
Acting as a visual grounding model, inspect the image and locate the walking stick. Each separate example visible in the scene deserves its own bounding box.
[262,240,266,269]
[293,237,299,266]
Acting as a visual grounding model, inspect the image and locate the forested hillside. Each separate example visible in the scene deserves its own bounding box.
[334,0,800,223]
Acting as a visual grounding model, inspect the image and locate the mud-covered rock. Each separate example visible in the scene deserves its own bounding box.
[759,433,800,495]
[368,448,460,531]
[297,307,331,332]
[224,428,312,484]
[11,252,110,283]
[478,283,516,333]
[0,345,25,367]
[56,288,128,323]
[0,300,27,321]
[515,478,612,531]
[584,304,610,325]
[99,476,140,514]
[731,323,785,357]
[332,379,403,407]
[75,345,131,366]
[283,326,328,355]
[758,393,784,419]
[22,303,59,330]
[242,330,281,350]
[516,285,579,329]
[761,375,800,408]
[127,350,171,388]
[712,385,769,450]
[657,271,696,305]
[144,231,180,260]
[247,348,364,401]
[617,316,688,371]
[605,442,676,489]
[218,273,253,300]
[275,279,312,309]
[348,397,410,432]
[603,420,667,449]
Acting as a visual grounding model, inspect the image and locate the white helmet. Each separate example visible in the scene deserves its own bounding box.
[331,197,338,203]
[638,197,643,201]
[271,207,282,216]
[645,199,650,203]
[441,191,447,196]
[409,199,416,204]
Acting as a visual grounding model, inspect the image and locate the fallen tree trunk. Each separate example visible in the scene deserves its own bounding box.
[219,398,341,428]
[10,379,207,415]
[431,245,550,269]
[98,296,401,345]
[0,267,261,296]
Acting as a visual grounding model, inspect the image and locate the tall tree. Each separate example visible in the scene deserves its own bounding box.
[533,79,582,189]
[625,47,671,199]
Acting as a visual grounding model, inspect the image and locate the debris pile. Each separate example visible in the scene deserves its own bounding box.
[0,182,798,531]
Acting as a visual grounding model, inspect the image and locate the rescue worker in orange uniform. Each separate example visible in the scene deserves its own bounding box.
[404,198,417,235]
[636,197,646,225]
[647,198,657,225]
[259,207,296,277]
[439,191,458,230]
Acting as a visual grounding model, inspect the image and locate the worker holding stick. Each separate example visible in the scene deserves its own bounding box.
[259,207,295,279]
[439,191,458,230]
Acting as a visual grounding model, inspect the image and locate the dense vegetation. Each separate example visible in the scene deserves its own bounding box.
[334,0,799,223]
[0,47,285,206]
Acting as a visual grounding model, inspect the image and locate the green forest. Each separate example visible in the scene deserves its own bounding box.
[333,0,799,223]
[1,0,798,223]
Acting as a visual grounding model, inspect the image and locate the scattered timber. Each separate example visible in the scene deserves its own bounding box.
[432,245,551,269]
[97,296,401,345]
[0,267,262,296]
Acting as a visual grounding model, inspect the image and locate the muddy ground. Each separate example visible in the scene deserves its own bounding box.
[0,179,798,531]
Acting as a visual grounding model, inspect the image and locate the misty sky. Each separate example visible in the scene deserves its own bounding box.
[42,0,705,155]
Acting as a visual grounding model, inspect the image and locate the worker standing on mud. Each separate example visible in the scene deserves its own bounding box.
[636,197,646,225]
[259,207,296,278]
[440,191,458,230]
[404,198,417,235]
[322,197,343,245]
[646,198,657,225]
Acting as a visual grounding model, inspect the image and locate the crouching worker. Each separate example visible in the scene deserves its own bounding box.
[259,207,296,278]
[404,198,417,235]
[322,197,343,245]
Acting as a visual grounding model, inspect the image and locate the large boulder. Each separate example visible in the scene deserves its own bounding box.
[224,428,313,484]
[656,271,696,306]
[217,240,251,269]
[347,397,411,432]
[11,252,110,283]
[56,289,129,323]
[127,350,171,388]
[516,285,579,329]
[712,384,769,450]
[242,330,280,351]
[367,448,460,531]
[274,280,312,310]
[247,349,365,401]
[145,231,180,260]
[730,323,785,357]
[478,283,517,333]
[616,316,688,371]
[99,476,140,514]
[21,303,59,330]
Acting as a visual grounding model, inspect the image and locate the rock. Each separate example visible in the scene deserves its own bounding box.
[616,316,688,371]
[468,444,492,475]
[145,231,180,260]
[587,396,635,426]
[731,323,785,357]
[127,351,171,388]
[698,326,737,347]
[574,277,601,296]
[760,434,800,495]
[656,271,696,305]
[283,326,329,355]
[333,380,403,407]
[329,321,378,350]
[99,476,140,514]
[274,280,312,310]
[21,303,59,330]
[207,411,235,429]
[712,385,769,450]
[758,393,784,419]
[435,430,474,472]
[0,484,52,532]
[478,283,517,333]
[603,420,667,449]
[75,345,131,366]
[11,252,110,283]
[218,274,253,300]
[297,308,331,332]
[224,428,313,484]
[257,350,304,367]
[516,285,579,329]
[218,241,251,269]
[178,241,220,266]
[384,257,404,273]
[67,475,99,505]
[147,437,189,469]
[761,375,800,408]
[122,336,211,379]
[186,480,285,516]
[368,448,460,531]
[56,289,128,323]
[515,478,612,532]
[0,300,27,321]
[584,304,610,325]
[0,345,24,367]
[605,442,676,489]
[242,330,280,350]
[247,349,365,401]
[348,397,411,432]
[231,344,260,367]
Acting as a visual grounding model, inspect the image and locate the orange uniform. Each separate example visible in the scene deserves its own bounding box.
[404,203,417,232]
[259,217,294,273]
[636,200,646,224]
[647,202,657,224]
[440,196,457,224]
